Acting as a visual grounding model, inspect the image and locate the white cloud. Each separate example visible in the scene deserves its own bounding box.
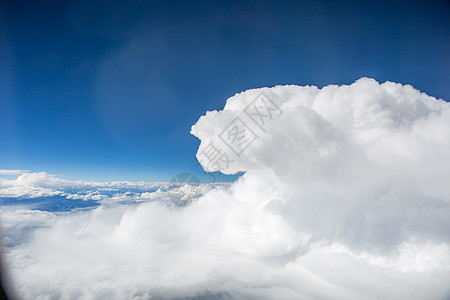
[0,172,73,198]
[0,171,168,200]
[2,78,450,299]
[192,78,450,251]
[0,169,29,176]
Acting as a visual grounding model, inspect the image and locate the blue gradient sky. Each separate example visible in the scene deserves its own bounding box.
[0,0,449,182]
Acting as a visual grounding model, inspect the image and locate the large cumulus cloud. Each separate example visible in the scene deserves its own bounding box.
[192,77,450,252]
[2,78,450,299]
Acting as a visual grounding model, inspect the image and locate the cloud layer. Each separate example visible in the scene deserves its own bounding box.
[2,78,450,299]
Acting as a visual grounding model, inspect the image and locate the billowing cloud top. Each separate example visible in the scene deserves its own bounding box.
[2,78,450,299]
[193,78,449,188]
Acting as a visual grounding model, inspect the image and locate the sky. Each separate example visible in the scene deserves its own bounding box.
[0,0,449,182]
[1,78,450,299]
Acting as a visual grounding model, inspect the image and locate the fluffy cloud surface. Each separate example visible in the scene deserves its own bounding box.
[2,78,450,299]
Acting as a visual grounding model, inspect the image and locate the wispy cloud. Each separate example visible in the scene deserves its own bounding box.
[0,169,29,176]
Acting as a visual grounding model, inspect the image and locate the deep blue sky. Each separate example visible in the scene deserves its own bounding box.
[0,0,449,182]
